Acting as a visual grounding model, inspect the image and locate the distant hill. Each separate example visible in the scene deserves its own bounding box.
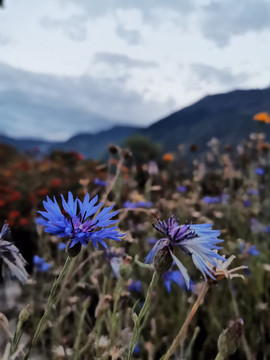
[0,126,139,159]
[139,87,270,152]
[1,87,270,159]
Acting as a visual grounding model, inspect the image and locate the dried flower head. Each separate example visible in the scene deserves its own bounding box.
[207,255,247,284]
[0,223,29,283]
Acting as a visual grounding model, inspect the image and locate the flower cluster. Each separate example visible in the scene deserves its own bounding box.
[37,192,123,251]
[145,217,225,289]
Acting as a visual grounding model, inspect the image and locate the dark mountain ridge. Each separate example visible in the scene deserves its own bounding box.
[1,87,270,159]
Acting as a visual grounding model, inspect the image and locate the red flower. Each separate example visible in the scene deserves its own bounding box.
[8,210,21,219]
[9,191,21,202]
[37,188,49,196]
[51,178,62,187]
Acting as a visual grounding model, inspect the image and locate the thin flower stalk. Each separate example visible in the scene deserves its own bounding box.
[72,297,91,360]
[162,282,210,360]
[23,256,72,360]
[127,271,159,360]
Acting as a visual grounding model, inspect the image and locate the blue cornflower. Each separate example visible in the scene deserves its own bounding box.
[33,255,51,272]
[177,186,187,193]
[145,217,225,289]
[58,242,66,250]
[247,245,259,256]
[163,270,187,292]
[264,226,270,234]
[255,167,265,176]
[202,196,220,204]
[243,200,251,208]
[124,201,152,209]
[247,188,259,196]
[133,342,140,355]
[128,280,142,293]
[37,192,123,250]
[94,178,107,187]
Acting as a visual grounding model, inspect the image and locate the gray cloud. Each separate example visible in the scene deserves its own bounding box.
[201,0,270,47]
[60,0,194,23]
[94,52,158,69]
[40,15,88,42]
[0,62,174,140]
[190,64,249,86]
[115,25,142,45]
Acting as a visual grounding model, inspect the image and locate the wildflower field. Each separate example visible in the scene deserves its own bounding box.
[0,129,270,360]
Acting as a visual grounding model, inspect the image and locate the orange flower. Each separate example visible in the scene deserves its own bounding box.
[253,112,270,124]
[162,153,174,162]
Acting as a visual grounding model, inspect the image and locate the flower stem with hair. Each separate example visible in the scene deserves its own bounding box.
[127,271,159,360]
[23,256,72,360]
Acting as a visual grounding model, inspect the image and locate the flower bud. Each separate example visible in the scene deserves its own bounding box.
[66,240,82,257]
[19,304,30,324]
[217,318,244,358]
[153,247,173,274]
[95,295,113,318]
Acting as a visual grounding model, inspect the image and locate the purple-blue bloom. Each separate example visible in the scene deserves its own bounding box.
[33,255,51,272]
[94,178,107,187]
[202,196,220,204]
[145,217,225,289]
[243,200,251,208]
[163,270,186,292]
[247,245,259,256]
[255,167,265,176]
[133,342,140,355]
[128,280,142,293]
[177,186,187,193]
[58,242,66,250]
[247,189,259,196]
[264,226,270,234]
[124,201,152,209]
[37,192,123,249]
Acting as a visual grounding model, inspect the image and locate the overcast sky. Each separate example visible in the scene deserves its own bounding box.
[0,0,270,140]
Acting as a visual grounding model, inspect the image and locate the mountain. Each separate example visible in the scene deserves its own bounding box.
[53,126,140,158]
[139,87,270,152]
[1,87,270,158]
[0,126,139,159]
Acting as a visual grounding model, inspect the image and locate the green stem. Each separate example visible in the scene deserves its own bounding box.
[215,353,224,360]
[23,256,73,360]
[162,282,210,360]
[127,271,159,360]
[109,278,123,349]
[72,297,91,360]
